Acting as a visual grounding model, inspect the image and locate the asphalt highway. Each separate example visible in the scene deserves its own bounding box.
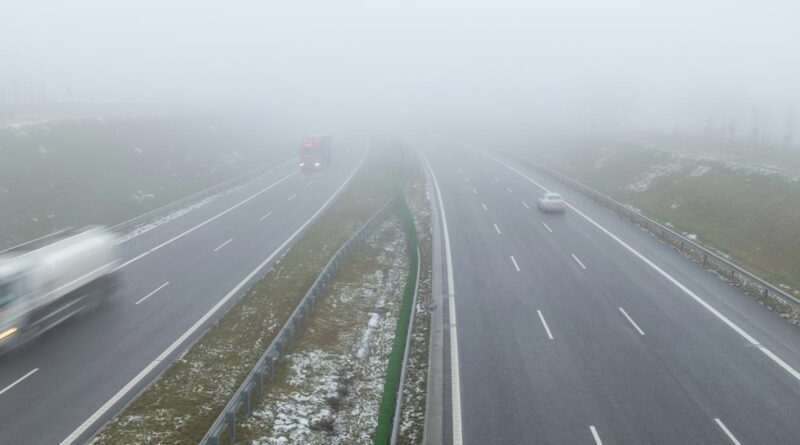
[0,135,368,445]
[418,135,800,445]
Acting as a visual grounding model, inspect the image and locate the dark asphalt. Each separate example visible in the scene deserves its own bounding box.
[0,135,368,445]
[419,135,800,445]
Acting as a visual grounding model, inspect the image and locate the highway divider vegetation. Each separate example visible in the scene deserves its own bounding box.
[395,152,434,445]
[373,192,420,444]
[93,136,403,445]
[235,214,410,444]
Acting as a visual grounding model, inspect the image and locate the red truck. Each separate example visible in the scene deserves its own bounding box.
[299,135,332,171]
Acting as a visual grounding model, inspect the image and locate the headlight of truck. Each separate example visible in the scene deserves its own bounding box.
[0,327,18,342]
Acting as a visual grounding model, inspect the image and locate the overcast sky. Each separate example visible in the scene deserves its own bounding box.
[2,0,799,134]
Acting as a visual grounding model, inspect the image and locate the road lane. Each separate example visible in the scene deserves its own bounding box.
[419,135,800,444]
[0,135,368,445]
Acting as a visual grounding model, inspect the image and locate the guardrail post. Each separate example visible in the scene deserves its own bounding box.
[242,390,251,416]
[267,356,274,381]
[256,369,264,397]
[226,411,236,443]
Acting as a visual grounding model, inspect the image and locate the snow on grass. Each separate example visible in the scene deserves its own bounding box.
[624,159,683,192]
[688,165,711,177]
[241,217,408,445]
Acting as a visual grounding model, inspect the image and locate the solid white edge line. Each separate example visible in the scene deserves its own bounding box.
[571,253,587,270]
[416,147,463,445]
[590,425,603,445]
[135,282,170,305]
[0,368,39,397]
[287,193,297,201]
[115,170,298,271]
[542,222,553,233]
[213,238,233,252]
[494,223,501,235]
[259,211,273,221]
[715,418,742,445]
[537,310,554,340]
[510,255,520,271]
[477,147,800,384]
[522,201,530,209]
[481,203,488,211]
[60,138,371,445]
[619,307,645,335]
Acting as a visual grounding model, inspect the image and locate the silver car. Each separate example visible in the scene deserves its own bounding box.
[537,192,566,212]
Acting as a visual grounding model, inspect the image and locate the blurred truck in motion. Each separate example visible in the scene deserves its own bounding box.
[0,227,120,353]
[299,135,332,171]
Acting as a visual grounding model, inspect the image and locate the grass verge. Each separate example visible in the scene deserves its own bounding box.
[396,151,433,445]
[92,136,403,445]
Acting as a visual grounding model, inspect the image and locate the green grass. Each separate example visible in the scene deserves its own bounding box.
[93,136,403,445]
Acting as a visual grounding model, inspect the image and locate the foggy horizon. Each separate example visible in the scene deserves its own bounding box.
[2,0,800,137]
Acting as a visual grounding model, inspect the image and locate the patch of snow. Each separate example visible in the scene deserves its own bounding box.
[688,165,711,177]
[625,160,683,192]
[593,157,608,169]
[356,312,380,359]
[686,233,698,240]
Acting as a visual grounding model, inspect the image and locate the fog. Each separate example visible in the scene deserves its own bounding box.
[2,0,799,138]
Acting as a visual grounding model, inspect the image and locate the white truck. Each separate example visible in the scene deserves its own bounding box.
[0,226,120,352]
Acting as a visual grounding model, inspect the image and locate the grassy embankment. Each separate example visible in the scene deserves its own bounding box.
[93,136,403,445]
[545,140,800,298]
[0,114,294,249]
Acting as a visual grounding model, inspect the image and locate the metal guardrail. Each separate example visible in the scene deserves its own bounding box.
[110,156,296,233]
[199,192,401,445]
[515,156,800,307]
